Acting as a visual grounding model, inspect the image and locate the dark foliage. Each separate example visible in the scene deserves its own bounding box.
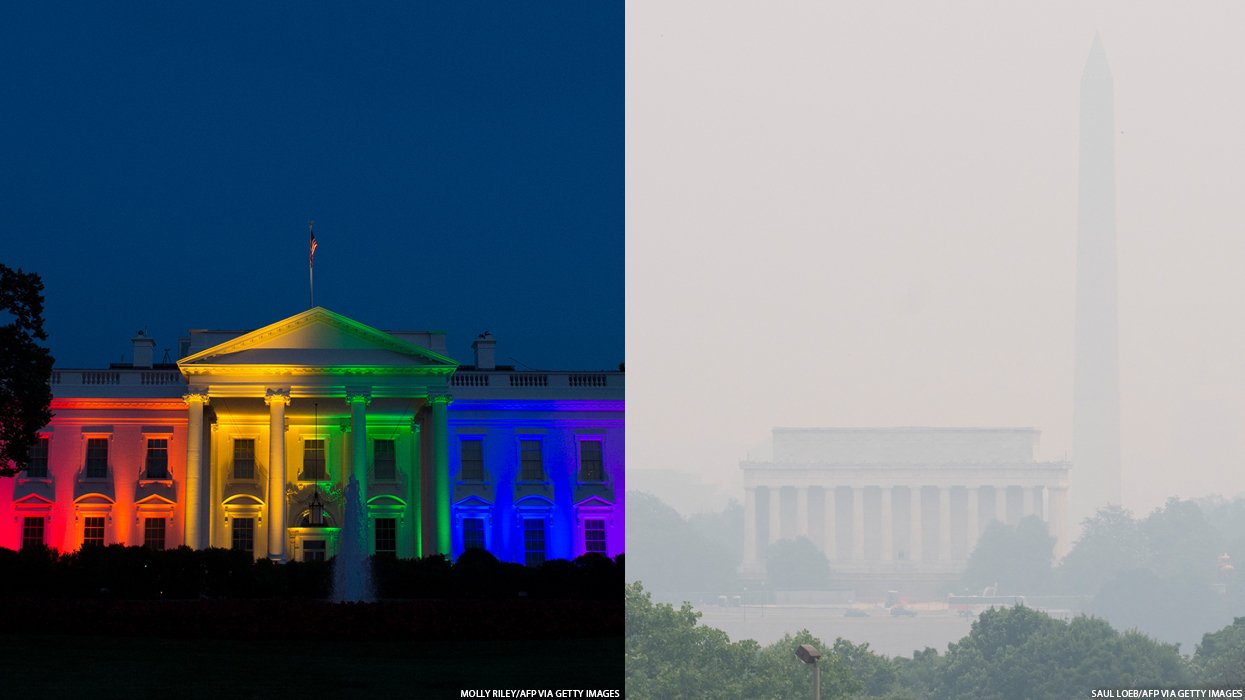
[0,263,55,477]
[0,545,623,602]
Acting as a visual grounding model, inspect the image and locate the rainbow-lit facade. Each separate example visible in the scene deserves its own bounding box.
[0,308,624,564]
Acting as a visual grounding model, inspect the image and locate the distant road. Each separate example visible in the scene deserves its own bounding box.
[694,605,975,658]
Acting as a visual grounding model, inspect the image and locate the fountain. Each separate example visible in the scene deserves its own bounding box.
[331,475,375,602]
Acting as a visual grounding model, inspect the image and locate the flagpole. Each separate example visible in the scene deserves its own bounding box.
[309,220,315,308]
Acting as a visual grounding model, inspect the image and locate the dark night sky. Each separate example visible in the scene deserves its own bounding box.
[0,3,621,371]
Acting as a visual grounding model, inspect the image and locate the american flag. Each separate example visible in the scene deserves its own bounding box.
[309,224,318,266]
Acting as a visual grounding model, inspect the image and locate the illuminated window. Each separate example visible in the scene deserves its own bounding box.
[375,518,397,556]
[519,440,543,481]
[21,517,44,550]
[374,439,396,481]
[463,518,485,551]
[232,517,254,553]
[145,439,169,479]
[83,516,105,547]
[585,519,606,554]
[523,518,546,567]
[579,440,604,482]
[85,438,108,479]
[303,440,326,481]
[460,440,484,481]
[233,439,255,480]
[144,517,166,551]
[26,437,49,478]
[303,540,326,562]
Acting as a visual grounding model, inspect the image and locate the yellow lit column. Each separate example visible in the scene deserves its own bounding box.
[430,392,452,556]
[347,391,371,505]
[265,388,290,562]
[183,391,209,549]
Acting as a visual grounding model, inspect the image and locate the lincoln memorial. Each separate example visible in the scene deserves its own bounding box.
[741,428,1070,588]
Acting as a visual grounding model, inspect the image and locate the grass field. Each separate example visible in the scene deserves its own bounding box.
[0,634,622,699]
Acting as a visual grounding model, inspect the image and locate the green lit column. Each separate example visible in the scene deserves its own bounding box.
[347,390,371,507]
[409,420,422,559]
[430,391,452,556]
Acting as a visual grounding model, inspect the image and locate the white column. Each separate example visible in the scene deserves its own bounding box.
[265,388,289,562]
[1050,485,1070,559]
[744,487,758,565]
[796,487,809,538]
[994,485,1007,524]
[1031,485,1045,521]
[880,486,893,561]
[938,486,952,562]
[1023,484,1037,520]
[851,486,864,560]
[183,391,209,550]
[909,486,922,562]
[768,486,781,547]
[824,487,837,560]
[966,485,980,558]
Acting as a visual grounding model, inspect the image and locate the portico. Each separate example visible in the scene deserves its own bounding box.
[177,307,457,561]
[741,428,1071,579]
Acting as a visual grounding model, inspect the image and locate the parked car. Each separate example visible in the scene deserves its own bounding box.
[890,606,917,617]
[844,608,869,618]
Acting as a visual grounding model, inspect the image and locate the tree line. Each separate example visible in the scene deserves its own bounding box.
[627,581,1245,698]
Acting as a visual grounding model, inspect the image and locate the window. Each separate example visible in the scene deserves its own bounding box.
[233,439,255,480]
[83,516,105,547]
[85,438,108,479]
[579,440,604,482]
[144,517,166,551]
[463,518,485,551]
[232,517,254,553]
[26,437,49,478]
[460,439,484,481]
[303,439,326,481]
[523,518,546,567]
[303,540,326,562]
[22,517,44,550]
[519,440,543,481]
[585,519,607,555]
[374,439,396,481]
[145,439,169,479]
[375,518,397,555]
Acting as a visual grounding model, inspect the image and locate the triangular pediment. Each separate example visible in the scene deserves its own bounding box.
[454,495,493,509]
[14,493,55,507]
[178,307,458,374]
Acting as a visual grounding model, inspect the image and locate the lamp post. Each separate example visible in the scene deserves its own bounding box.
[796,643,822,700]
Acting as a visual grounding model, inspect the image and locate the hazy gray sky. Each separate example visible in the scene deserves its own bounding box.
[627,1,1245,515]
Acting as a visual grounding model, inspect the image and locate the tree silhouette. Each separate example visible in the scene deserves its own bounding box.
[0,263,54,477]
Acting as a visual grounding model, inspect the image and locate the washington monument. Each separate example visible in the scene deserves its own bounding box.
[1072,35,1121,526]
